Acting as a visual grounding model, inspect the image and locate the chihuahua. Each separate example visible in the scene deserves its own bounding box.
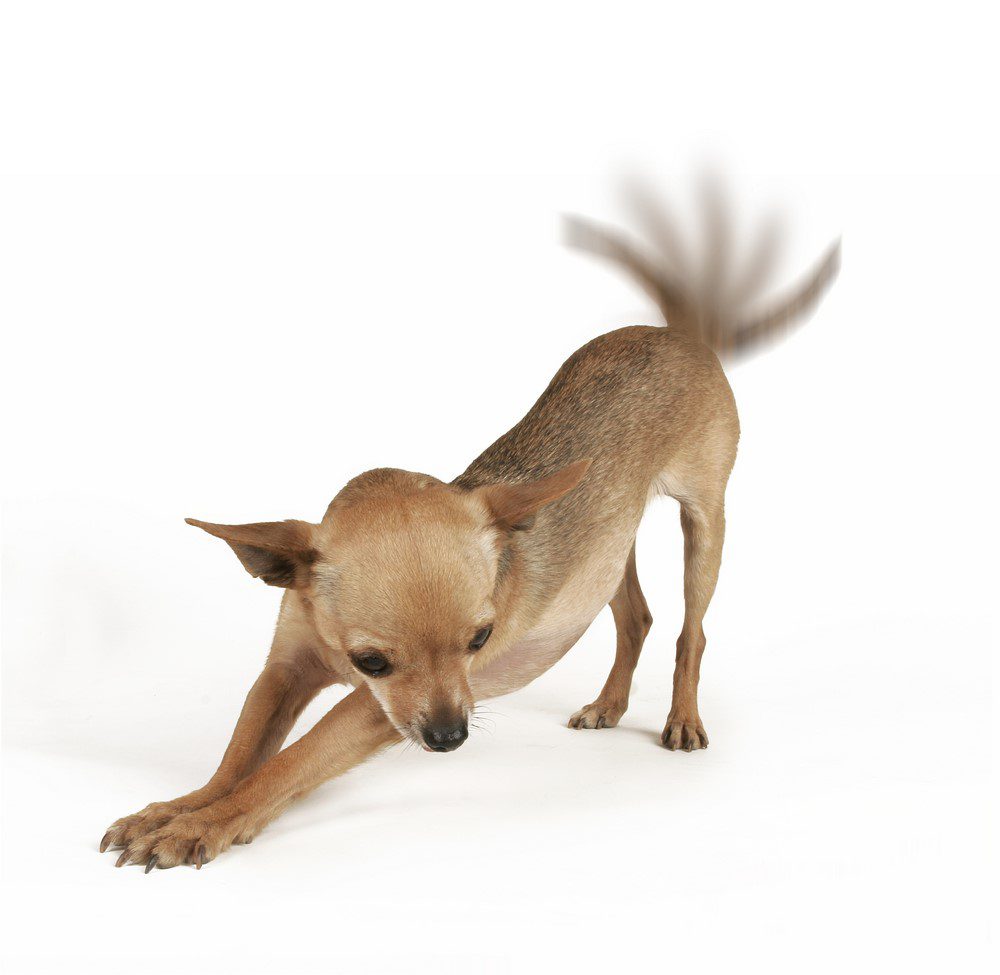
[101,190,839,870]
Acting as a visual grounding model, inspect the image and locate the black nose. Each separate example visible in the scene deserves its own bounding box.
[421,721,468,752]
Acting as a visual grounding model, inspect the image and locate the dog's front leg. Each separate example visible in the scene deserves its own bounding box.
[101,655,335,853]
[114,685,400,870]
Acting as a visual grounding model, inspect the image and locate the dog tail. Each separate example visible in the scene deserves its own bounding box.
[564,182,840,361]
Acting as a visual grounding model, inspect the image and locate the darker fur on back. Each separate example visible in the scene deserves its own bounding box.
[454,325,734,578]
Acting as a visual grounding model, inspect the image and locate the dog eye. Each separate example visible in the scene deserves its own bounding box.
[468,625,493,652]
[353,651,391,677]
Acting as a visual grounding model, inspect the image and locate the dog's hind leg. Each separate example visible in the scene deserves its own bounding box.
[661,496,725,751]
[568,542,652,729]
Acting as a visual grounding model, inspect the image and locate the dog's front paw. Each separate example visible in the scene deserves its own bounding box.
[661,714,708,751]
[113,805,259,871]
[100,799,192,853]
[568,699,626,729]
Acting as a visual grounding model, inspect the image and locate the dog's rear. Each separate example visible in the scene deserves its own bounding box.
[564,182,840,359]
[557,183,840,746]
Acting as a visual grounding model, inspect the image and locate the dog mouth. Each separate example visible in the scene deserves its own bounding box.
[407,720,469,753]
[409,733,462,753]
[388,708,472,752]
[397,723,436,751]
[407,731,443,753]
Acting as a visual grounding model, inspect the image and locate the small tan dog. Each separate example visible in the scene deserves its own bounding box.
[101,192,839,870]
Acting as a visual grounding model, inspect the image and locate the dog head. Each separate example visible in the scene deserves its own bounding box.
[186,459,590,751]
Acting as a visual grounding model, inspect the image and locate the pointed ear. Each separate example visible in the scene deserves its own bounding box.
[476,459,593,532]
[185,518,318,588]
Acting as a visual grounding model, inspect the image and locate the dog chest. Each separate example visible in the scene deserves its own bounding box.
[472,542,630,697]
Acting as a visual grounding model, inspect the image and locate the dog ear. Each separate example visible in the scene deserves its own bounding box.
[185,518,318,588]
[477,459,592,531]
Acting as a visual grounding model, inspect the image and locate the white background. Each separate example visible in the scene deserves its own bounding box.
[1,3,997,974]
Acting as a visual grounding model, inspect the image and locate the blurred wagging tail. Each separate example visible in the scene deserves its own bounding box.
[101,184,839,870]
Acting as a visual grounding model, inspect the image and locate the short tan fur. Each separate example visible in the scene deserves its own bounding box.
[101,192,839,870]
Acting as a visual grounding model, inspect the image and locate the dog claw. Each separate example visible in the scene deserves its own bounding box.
[569,702,624,730]
[100,831,113,853]
[115,849,131,868]
[662,719,708,751]
[196,844,206,869]
[145,855,159,874]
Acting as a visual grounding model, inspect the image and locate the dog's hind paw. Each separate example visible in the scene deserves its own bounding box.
[568,700,626,730]
[661,716,708,751]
